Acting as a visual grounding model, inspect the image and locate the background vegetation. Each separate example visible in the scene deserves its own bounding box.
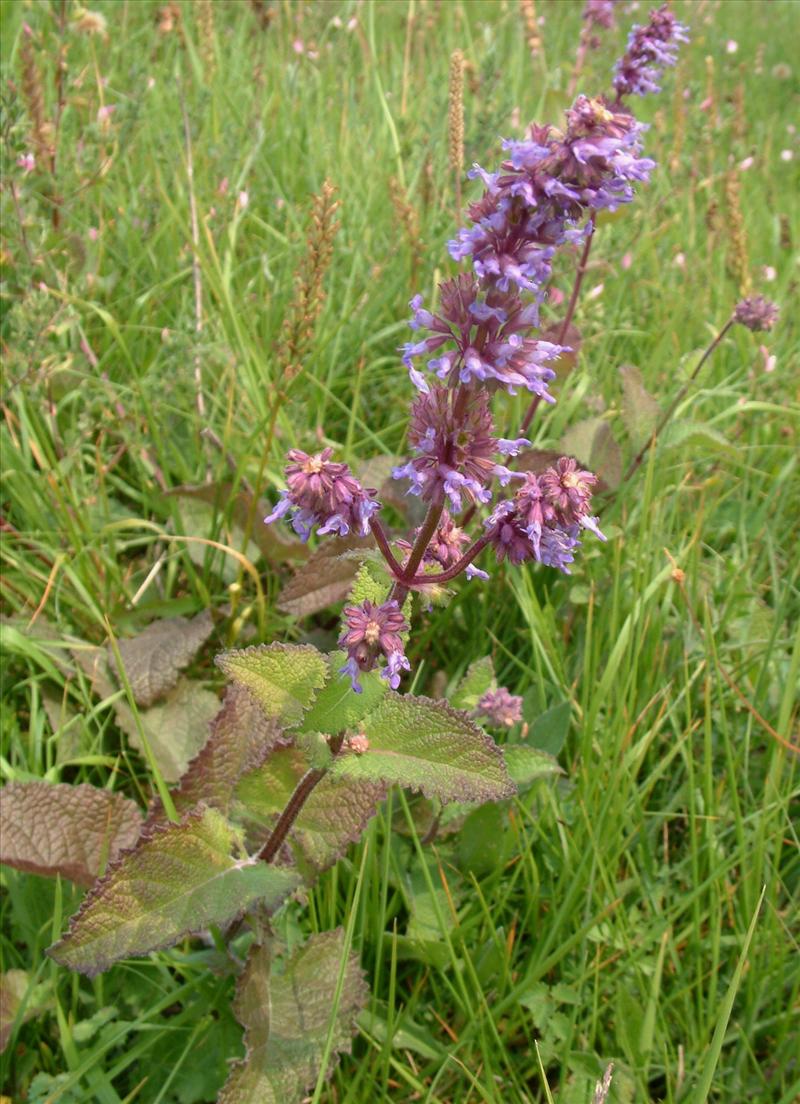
[1,0,798,1101]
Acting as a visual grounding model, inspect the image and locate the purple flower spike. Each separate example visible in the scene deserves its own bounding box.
[476,687,524,728]
[265,448,380,541]
[613,4,689,99]
[393,385,514,513]
[339,599,410,691]
[733,296,779,332]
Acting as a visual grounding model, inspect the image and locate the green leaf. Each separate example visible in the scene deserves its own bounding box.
[1,970,53,1053]
[348,562,390,607]
[111,610,214,707]
[619,364,660,451]
[148,685,287,826]
[523,697,572,756]
[457,804,509,877]
[0,781,142,887]
[219,930,367,1103]
[234,745,386,875]
[450,656,495,711]
[503,746,564,788]
[330,693,515,803]
[216,643,328,726]
[48,807,299,976]
[299,652,386,735]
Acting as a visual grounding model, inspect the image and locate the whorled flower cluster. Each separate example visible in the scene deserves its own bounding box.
[339,599,410,692]
[485,457,605,574]
[613,3,689,99]
[265,448,379,541]
[733,296,779,333]
[448,96,655,296]
[403,274,564,397]
[476,687,524,728]
[392,385,529,513]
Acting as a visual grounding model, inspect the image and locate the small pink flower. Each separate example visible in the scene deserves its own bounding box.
[88,226,99,241]
[345,733,370,754]
[699,96,713,112]
[759,344,776,374]
[549,287,565,307]
[97,103,116,124]
[586,282,604,300]
[346,16,358,31]
[780,149,794,162]
[674,252,686,269]
[621,251,633,270]
[725,39,738,54]
[292,37,304,54]
[217,177,229,196]
[761,265,776,282]
[147,76,156,91]
[236,190,249,211]
[738,156,754,171]
[17,153,35,173]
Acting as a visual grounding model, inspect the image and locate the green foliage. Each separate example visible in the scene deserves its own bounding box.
[49,808,299,976]
[450,656,495,710]
[216,644,329,726]
[219,930,367,1103]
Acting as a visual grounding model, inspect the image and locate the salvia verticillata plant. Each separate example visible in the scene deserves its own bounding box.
[0,6,781,1100]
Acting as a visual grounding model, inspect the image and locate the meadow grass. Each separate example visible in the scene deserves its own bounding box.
[1,1,798,1101]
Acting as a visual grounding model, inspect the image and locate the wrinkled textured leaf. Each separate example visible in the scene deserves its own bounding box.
[148,685,287,825]
[503,746,564,788]
[619,364,660,451]
[49,807,299,976]
[561,417,623,491]
[330,693,515,803]
[71,644,117,699]
[0,782,142,887]
[451,657,495,711]
[234,746,386,874]
[116,678,221,783]
[299,652,386,735]
[347,562,390,607]
[1,971,52,1053]
[277,537,371,617]
[216,643,328,726]
[219,930,367,1104]
[111,611,213,707]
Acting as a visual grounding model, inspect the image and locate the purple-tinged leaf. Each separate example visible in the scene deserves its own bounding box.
[216,643,328,726]
[561,417,623,491]
[277,536,372,618]
[115,677,220,784]
[219,930,367,1104]
[330,693,516,803]
[619,364,660,451]
[0,782,142,887]
[148,685,288,826]
[111,610,214,707]
[49,807,299,977]
[234,745,386,875]
[513,448,567,476]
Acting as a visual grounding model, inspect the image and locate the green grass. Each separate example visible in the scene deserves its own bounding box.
[1,1,798,1102]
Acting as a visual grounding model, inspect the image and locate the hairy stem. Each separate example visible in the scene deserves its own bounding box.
[369,516,405,578]
[623,317,734,483]
[257,767,326,863]
[389,494,445,606]
[405,530,493,586]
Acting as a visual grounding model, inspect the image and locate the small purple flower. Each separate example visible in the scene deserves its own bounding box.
[265,448,380,541]
[613,4,690,99]
[393,385,512,513]
[476,687,524,728]
[339,599,410,691]
[733,296,779,332]
[485,456,604,573]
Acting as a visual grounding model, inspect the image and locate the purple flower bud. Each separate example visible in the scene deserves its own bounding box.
[339,599,410,691]
[265,448,380,541]
[613,4,689,99]
[476,687,524,727]
[733,296,779,332]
